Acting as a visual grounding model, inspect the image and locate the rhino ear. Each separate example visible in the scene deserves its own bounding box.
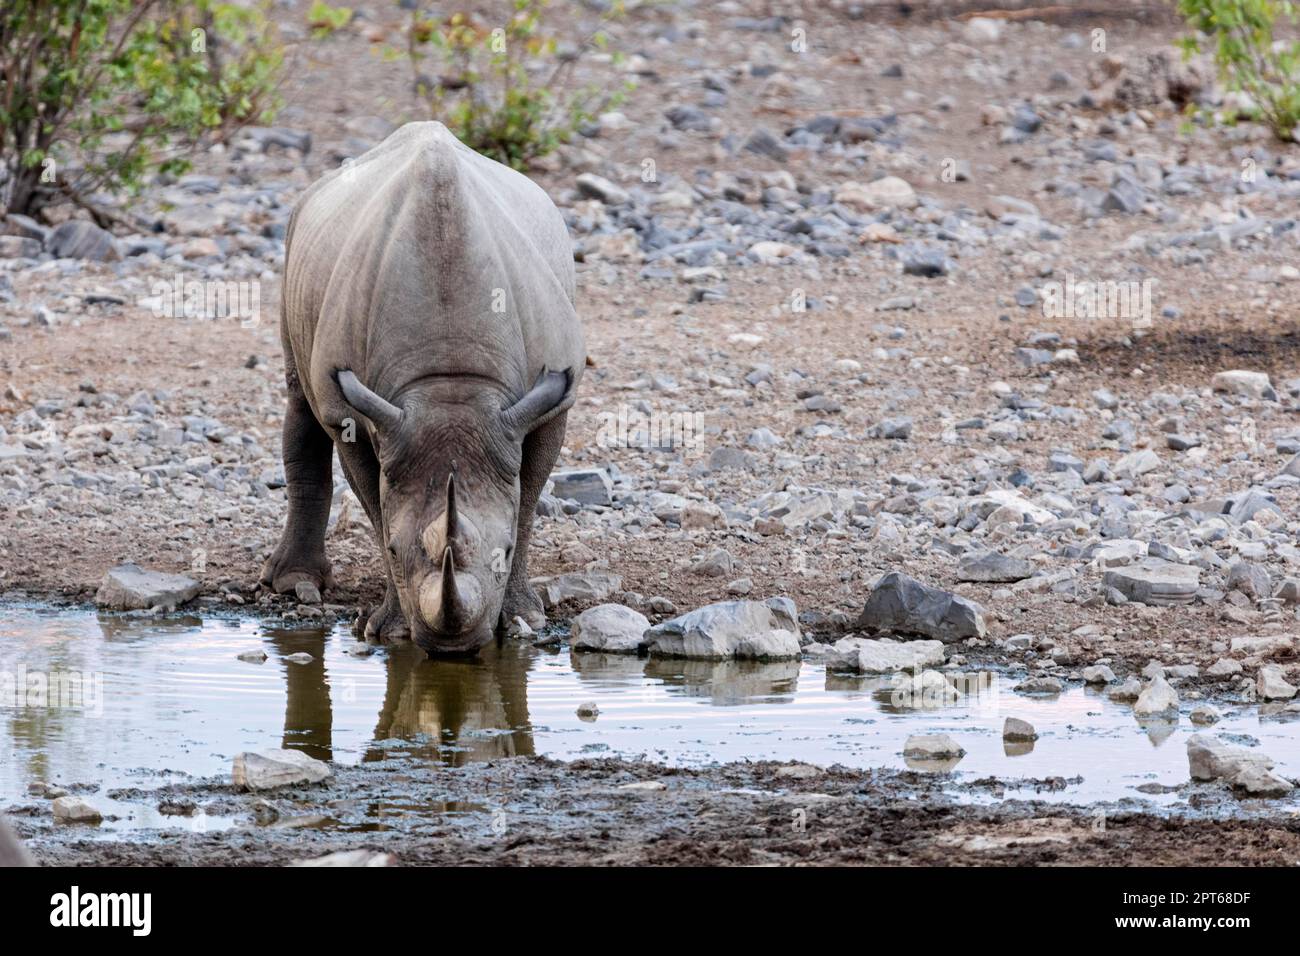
[501,366,575,440]
[337,370,404,432]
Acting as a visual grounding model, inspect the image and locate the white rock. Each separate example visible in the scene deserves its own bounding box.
[645,598,801,660]
[1003,717,1037,741]
[1108,677,1143,701]
[1113,449,1161,479]
[292,850,395,867]
[1207,658,1243,677]
[889,669,959,708]
[963,16,1002,42]
[1230,765,1294,797]
[825,636,945,673]
[834,176,918,211]
[232,749,332,790]
[1256,664,1297,700]
[52,796,102,824]
[1103,559,1199,606]
[1082,664,1117,685]
[903,733,965,758]
[978,488,1056,524]
[1231,635,1294,658]
[1212,370,1274,399]
[1186,734,1273,781]
[748,240,800,262]
[570,603,651,654]
[94,563,200,610]
[1133,675,1179,716]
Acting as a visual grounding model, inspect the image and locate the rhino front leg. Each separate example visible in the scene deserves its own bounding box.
[502,412,567,630]
[335,436,410,642]
[261,377,335,594]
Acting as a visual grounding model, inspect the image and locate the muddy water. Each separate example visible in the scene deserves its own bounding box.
[2,604,1297,833]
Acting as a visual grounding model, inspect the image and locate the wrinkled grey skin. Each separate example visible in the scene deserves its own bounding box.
[0,816,32,866]
[261,122,584,655]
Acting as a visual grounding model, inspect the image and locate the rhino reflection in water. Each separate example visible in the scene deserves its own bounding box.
[267,627,535,765]
[369,642,534,764]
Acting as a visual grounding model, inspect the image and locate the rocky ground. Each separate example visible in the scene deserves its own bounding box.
[18,755,1300,867]
[3,1,1300,863]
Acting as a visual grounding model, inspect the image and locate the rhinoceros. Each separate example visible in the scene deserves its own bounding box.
[261,122,584,654]
[0,815,31,866]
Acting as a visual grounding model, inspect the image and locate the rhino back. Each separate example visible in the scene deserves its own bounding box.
[282,122,584,421]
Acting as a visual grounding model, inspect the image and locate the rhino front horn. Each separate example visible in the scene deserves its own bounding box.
[423,545,482,632]
[337,369,404,432]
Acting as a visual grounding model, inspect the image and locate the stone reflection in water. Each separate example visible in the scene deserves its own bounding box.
[366,639,535,764]
[95,613,204,640]
[1137,716,1179,746]
[641,657,801,705]
[568,650,652,685]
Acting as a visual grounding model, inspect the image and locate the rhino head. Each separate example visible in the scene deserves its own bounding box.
[337,366,573,655]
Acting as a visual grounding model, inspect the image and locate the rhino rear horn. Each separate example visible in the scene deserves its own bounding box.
[337,370,404,432]
[438,472,460,544]
[501,366,575,439]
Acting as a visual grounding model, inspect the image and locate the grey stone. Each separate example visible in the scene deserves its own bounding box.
[1186,734,1273,781]
[534,571,623,610]
[1082,664,1117,685]
[901,245,950,277]
[52,796,102,824]
[1103,559,1199,606]
[1108,677,1143,701]
[549,468,613,506]
[232,749,332,790]
[856,571,986,643]
[644,597,801,660]
[570,603,651,654]
[1256,664,1297,700]
[903,733,965,759]
[0,236,42,259]
[292,850,395,867]
[825,636,945,673]
[956,551,1036,583]
[575,173,630,206]
[1230,765,1294,797]
[1133,675,1179,716]
[94,563,201,610]
[48,220,120,261]
[1003,717,1038,741]
[1015,676,1063,695]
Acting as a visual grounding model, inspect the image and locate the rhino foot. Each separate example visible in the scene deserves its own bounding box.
[259,545,333,595]
[501,586,546,631]
[364,587,410,642]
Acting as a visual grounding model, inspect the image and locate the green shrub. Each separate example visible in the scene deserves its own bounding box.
[399,0,634,170]
[0,0,287,222]
[1177,0,1300,140]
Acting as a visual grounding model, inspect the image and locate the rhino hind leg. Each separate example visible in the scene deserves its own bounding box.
[261,370,335,594]
[335,436,411,642]
[501,412,567,630]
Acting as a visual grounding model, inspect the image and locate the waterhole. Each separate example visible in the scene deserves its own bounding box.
[2,603,1297,834]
